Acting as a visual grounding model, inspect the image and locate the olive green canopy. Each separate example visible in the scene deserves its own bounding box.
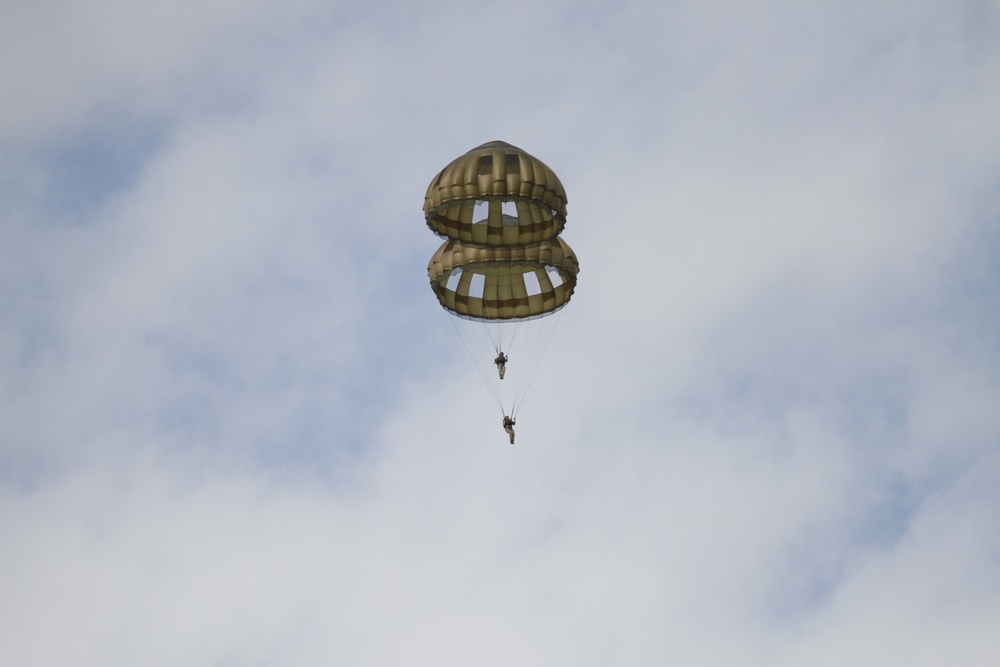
[428,237,579,321]
[424,141,568,246]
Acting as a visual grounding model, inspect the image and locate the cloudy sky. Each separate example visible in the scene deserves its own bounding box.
[2,1,1000,664]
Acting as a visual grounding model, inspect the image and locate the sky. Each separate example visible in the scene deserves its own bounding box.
[2,0,1000,664]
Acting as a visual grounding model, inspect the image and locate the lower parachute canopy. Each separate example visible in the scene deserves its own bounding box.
[427,237,579,417]
[427,237,578,321]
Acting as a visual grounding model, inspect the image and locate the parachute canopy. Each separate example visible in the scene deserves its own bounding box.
[428,237,579,321]
[424,140,568,246]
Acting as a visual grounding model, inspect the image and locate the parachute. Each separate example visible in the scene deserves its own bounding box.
[424,141,579,420]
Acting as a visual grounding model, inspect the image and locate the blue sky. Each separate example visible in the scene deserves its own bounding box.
[2,1,1000,664]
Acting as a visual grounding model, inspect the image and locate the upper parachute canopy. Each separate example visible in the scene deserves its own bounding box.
[424,141,568,246]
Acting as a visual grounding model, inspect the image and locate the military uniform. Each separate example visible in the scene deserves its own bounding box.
[503,416,516,444]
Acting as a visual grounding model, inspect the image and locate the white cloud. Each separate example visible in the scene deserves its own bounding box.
[2,1,999,665]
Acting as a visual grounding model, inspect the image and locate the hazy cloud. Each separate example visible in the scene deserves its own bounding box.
[2,1,999,665]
